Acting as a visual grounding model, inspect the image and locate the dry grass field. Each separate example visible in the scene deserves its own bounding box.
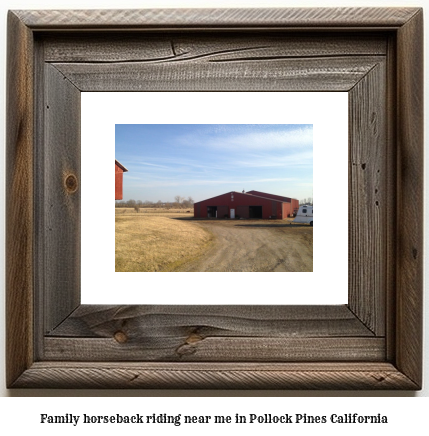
[115,208,213,272]
[115,208,313,272]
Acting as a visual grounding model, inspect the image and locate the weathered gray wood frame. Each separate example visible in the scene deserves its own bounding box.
[6,8,423,389]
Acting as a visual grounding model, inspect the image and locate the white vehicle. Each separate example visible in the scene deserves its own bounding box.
[293,205,313,226]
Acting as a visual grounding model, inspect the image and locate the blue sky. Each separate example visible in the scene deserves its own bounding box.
[115,124,313,203]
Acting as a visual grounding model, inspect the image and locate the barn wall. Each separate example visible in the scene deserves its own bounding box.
[282,202,288,218]
[236,205,249,219]
[194,192,284,219]
[194,203,200,217]
[115,163,124,200]
[246,190,301,216]
[217,205,229,218]
[283,202,296,218]
[291,198,300,215]
[275,201,283,219]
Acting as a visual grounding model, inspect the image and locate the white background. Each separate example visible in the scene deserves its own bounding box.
[82,92,348,305]
[0,0,428,425]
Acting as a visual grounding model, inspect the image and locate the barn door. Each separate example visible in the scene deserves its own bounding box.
[217,205,228,218]
[230,209,235,219]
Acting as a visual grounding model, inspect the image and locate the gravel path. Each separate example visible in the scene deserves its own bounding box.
[175,219,313,272]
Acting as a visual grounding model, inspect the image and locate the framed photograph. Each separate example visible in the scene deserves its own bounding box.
[82,92,348,305]
[6,7,423,389]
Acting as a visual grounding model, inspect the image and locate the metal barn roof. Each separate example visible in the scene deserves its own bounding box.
[194,191,287,205]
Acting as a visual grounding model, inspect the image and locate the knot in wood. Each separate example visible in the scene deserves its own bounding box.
[114,331,128,343]
[65,174,78,193]
[186,333,203,344]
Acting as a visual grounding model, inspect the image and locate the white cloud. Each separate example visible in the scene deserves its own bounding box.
[236,151,313,168]
[179,125,313,151]
[128,176,299,189]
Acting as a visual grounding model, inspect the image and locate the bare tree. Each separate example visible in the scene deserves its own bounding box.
[299,198,313,206]
[174,195,185,208]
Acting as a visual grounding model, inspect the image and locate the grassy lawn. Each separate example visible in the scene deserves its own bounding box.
[115,209,213,272]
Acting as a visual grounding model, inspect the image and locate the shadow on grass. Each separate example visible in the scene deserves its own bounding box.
[170,216,196,221]
[234,223,311,228]
[171,217,312,228]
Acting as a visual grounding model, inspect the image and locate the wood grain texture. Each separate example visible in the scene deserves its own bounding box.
[11,362,419,390]
[14,8,420,29]
[44,337,385,362]
[395,10,423,388]
[44,305,380,362]
[52,55,383,92]
[42,33,388,63]
[33,38,47,361]
[348,62,386,336]
[43,64,81,333]
[47,305,375,338]
[384,34,398,363]
[6,11,35,388]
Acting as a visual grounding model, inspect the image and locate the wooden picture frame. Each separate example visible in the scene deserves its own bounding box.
[6,7,423,389]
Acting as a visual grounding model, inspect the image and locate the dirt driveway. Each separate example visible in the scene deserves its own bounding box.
[175,219,313,272]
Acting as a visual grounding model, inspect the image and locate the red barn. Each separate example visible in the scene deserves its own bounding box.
[246,190,300,217]
[194,191,299,220]
[115,159,128,200]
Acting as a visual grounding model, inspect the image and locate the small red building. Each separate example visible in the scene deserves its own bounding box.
[115,159,128,200]
[194,191,299,220]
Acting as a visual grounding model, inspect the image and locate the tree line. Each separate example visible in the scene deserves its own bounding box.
[299,197,313,205]
[115,196,194,209]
